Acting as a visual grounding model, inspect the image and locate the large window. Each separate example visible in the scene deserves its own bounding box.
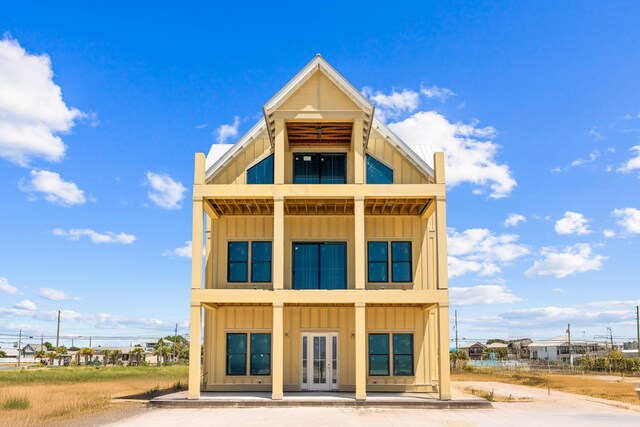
[393,334,414,376]
[251,242,272,282]
[226,333,247,375]
[293,153,346,184]
[292,242,346,289]
[367,242,388,282]
[368,333,415,377]
[250,333,271,375]
[391,242,412,282]
[228,241,272,283]
[247,154,274,184]
[368,334,390,376]
[227,242,248,282]
[366,154,393,184]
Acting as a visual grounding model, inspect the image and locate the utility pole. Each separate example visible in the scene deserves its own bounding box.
[454,311,459,351]
[608,327,614,349]
[17,329,22,367]
[55,310,61,348]
[566,323,572,367]
[89,337,92,348]
[636,306,639,358]
[173,323,178,362]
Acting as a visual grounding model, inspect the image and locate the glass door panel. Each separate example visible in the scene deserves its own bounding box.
[302,333,338,391]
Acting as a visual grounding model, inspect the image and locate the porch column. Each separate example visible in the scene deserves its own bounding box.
[273,196,285,290]
[188,302,202,399]
[354,302,366,401]
[437,303,451,400]
[354,196,365,290]
[353,118,364,184]
[272,302,284,400]
[434,152,448,291]
[274,119,285,184]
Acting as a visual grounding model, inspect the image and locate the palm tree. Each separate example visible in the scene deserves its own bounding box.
[154,339,171,366]
[79,347,94,365]
[102,349,111,366]
[34,350,47,364]
[45,350,58,366]
[130,347,145,366]
[56,346,67,366]
[111,349,123,365]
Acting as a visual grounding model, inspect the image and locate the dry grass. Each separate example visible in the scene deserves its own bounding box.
[453,369,639,405]
[463,386,533,402]
[0,366,188,426]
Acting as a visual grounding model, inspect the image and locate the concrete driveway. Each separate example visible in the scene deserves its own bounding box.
[107,381,640,427]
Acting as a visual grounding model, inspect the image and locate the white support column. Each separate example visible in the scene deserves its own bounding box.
[188,302,202,399]
[355,302,366,401]
[273,196,285,290]
[437,303,452,400]
[434,153,448,290]
[274,119,285,184]
[353,118,364,184]
[272,302,284,400]
[354,196,365,290]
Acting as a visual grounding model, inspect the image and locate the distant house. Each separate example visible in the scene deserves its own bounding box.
[0,348,19,360]
[622,349,640,359]
[21,344,49,357]
[507,338,532,359]
[528,336,604,362]
[460,342,486,360]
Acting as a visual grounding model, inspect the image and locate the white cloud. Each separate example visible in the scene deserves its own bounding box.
[420,85,456,102]
[145,171,187,210]
[39,287,80,301]
[389,111,515,198]
[554,211,592,235]
[362,87,420,122]
[19,169,86,206]
[552,150,601,172]
[551,288,564,293]
[602,229,616,238]
[163,240,205,258]
[0,37,82,166]
[450,284,521,306]
[0,277,19,295]
[216,116,240,144]
[447,228,529,278]
[525,243,606,278]
[504,213,526,228]
[612,207,640,234]
[14,299,36,310]
[53,228,136,244]
[617,145,640,175]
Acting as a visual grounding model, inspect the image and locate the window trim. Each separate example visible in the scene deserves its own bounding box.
[250,241,272,283]
[227,241,249,283]
[368,333,390,376]
[391,241,413,283]
[367,241,389,283]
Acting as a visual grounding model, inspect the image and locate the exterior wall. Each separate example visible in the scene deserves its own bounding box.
[367,129,433,184]
[203,305,437,392]
[529,346,558,361]
[210,134,271,185]
[278,73,359,112]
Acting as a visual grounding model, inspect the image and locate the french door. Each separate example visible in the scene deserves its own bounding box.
[301,333,338,391]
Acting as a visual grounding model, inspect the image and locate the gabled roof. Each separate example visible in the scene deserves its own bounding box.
[262,54,375,145]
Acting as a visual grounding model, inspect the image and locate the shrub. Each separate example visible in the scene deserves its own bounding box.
[2,396,30,410]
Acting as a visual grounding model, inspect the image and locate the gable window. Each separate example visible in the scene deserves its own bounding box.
[393,334,414,376]
[251,242,272,282]
[250,333,271,375]
[247,154,274,184]
[391,242,412,282]
[368,334,390,376]
[292,242,346,289]
[226,333,247,375]
[293,153,346,184]
[367,242,388,282]
[366,154,393,184]
[227,242,249,282]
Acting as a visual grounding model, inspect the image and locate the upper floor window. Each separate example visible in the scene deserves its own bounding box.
[247,154,274,184]
[228,241,272,283]
[366,241,412,283]
[293,153,346,184]
[292,242,346,289]
[366,154,393,184]
[391,242,412,282]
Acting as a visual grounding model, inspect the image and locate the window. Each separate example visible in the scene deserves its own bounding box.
[391,242,412,282]
[293,153,346,184]
[393,334,414,376]
[226,333,247,375]
[368,334,389,376]
[292,242,346,289]
[251,242,272,282]
[366,154,393,184]
[228,242,248,282]
[367,242,388,282]
[250,333,271,375]
[247,154,274,184]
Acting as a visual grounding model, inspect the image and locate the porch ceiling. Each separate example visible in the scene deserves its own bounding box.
[286,122,352,146]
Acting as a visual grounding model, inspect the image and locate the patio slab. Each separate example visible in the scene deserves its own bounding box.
[149,391,492,409]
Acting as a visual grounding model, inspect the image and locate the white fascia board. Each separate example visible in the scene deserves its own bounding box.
[204,119,268,182]
[371,117,435,179]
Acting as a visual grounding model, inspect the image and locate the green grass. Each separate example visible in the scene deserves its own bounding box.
[0,365,188,385]
[2,396,30,410]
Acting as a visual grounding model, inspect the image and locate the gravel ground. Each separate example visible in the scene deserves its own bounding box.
[55,401,149,427]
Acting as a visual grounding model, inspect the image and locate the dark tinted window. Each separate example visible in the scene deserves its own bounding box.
[247,154,274,184]
[366,154,393,184]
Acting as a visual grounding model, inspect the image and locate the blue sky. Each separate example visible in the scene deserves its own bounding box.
[1,2,639,349]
